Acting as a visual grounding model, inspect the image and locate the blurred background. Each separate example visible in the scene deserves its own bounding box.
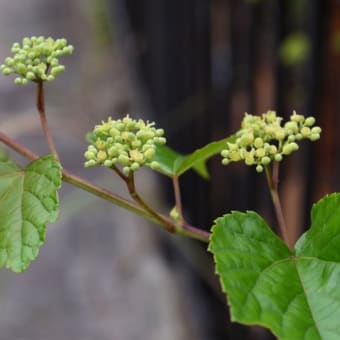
[0,0,339,339]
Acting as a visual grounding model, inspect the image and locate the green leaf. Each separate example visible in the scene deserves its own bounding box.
[0,154,62,272]
[152,145,185,177]
[209,193,340,340]
[175,135,235,178]
[85,131,96,144]
[153,135,235,179]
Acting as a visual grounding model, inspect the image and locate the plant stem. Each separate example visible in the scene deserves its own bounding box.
[62,169,161,224]
[265,162,291,248]
[171,175,204,239]
[179,221,211,242]
[0,131,211,243]
[36,81,60,161]
[0,131,152,220]
[172,176,184,222]
[111,164,128,181]
[0,131,38,161]
[126,172,176,232]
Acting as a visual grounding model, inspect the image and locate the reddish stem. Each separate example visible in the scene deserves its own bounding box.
[0,132,211,243]
[36,81,60,161]
[265,162,291,248]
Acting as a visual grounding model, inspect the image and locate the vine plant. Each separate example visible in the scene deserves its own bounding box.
[0,36,339,340]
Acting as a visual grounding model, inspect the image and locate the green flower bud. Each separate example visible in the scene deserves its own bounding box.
[274,154,283,162]
[118,154,130,165]
[223,111,320,170]
[261,156,271,165]
[290,142,299,151]
[2,67,11,75]
[221,149,229,158]
[274,128,285,140]
[84,115,166,172]
[290,111,305,123]
[285,121,298,133]
[265,126,275,135]
[282,144,293,155]
[84,150,96,160]
[97,150,107,161]
[304,117,316,127]
[5,57,14,66]
[50,58,59,66]
[131,162,140,171]
[88,145,97,152]
[11,43,20,53]
[254,137,263,148]
[123,166,131,175]
[240,133,254,146]
[227,142,238,151]
[155,137,166,144]
[144,148,155,159]
[311,126,321,134]
[269,145,277,154]
[85,159,97,167]
[109,128,120,137]
[26,72,35,80]
[16,63,26,74]
[245,154,255,165]
[156,128,164,136]
[256,165,264,173]
[229,150,241,161]
[46,74,55,81]
[103,160,113,167]
[149,161,160,170]
[130,150,144,162]
[51,65,65,76]
[1,36,73,84]
[310,134,320,141]
[170,207,180,221]
[14,77,23,85]
[115,122,125,131]
[255,148,266,158]
[295,133,303,140]
[23,37,30,45]
[301,126,311,137]
[95,140,106,150]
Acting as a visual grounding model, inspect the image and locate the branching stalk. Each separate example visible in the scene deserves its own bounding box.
[126,172,175,232]
[172,176,184,222]
[265,162,291,248]
[111,164,128,181]
[178,221,211,242]
[36,81,60,161]
[0,131,210,243]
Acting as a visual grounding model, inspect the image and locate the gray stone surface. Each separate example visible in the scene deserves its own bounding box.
[0,1,204,339]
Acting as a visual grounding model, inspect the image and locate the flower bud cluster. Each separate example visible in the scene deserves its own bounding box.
[0,36,73,84]
[84,115,166,174]
[221,110,321,172]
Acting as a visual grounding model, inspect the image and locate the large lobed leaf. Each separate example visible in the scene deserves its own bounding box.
[209,193,340,340]
[0,152,62,272]
[153,135,235,179]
